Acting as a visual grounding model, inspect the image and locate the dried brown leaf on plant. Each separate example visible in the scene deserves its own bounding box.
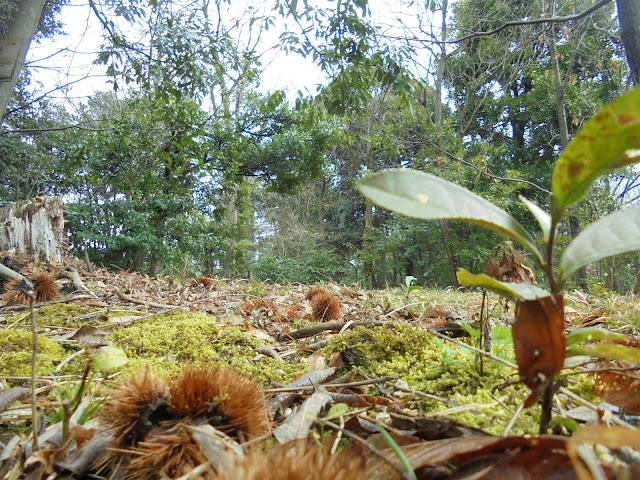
[3,272,59,304]
[486,242,535,284]
[512,295,566,407]
[306,287,341,322]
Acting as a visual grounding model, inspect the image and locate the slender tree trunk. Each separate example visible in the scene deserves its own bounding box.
[546,23,570,148]
[633,251,640,295]
[616,0,640,86]
[363,200,375,288]
[440,220,459,288]
[568,214,588,288]
[434,0,448,148]
[0,0,46,122]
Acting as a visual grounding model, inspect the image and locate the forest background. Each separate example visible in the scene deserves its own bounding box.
[1,0,639,293]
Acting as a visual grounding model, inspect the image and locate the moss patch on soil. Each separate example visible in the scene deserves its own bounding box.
[324,323,541,435]
[107,309,306,385]
[0,329,68,376]
[5,303,132,329]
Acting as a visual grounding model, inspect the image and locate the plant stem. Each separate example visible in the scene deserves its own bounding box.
[62,363,92,444]
[546,219,559,294]
[29,296,39,451]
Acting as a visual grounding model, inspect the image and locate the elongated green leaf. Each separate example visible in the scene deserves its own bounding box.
[558,204,640,287]
[358,169,543,266]
[566,327,631,347]
[456,269,550,301]
[377,425,418,480]
[567,344,640,363]
[519,195,551,243]
[551,87,640,220]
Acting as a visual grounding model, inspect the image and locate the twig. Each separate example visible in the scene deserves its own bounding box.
[384,380,449,404]
[1,294,96,311]
[558,387,635,429]
[277,321,390,342]
[29,295,39,451]
[264,375,398,393]
[113,289,183,310]
[502,401,525,437]
[435,0,612,45]
[382,301,428,318]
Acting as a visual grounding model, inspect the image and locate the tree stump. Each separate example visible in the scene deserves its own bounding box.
[0,196,66,264]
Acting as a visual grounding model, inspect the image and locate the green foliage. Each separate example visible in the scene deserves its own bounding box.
[360,87,640,295]
[551,88,640,219]
[251,246,357,285]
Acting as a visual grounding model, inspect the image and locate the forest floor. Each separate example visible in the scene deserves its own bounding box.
[1,256,640,479]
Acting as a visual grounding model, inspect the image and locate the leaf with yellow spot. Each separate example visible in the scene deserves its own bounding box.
[358,169,543,267]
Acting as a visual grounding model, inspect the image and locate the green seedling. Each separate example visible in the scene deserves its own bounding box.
[358,87,640,432]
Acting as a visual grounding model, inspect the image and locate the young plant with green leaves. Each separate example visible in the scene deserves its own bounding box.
[358,87,640,431]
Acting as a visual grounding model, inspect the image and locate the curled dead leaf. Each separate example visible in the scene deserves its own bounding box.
[513,295,566,407]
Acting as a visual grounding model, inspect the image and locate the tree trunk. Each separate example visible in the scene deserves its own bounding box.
[362,200,375,288]
[434,0,448,148]
[633,251,640,295]
[0,197,66,264]
[546,23,570,148]
[616,0,640,86]
[0,0,47,122]
[568,214,588,288]
[440,220,460,288]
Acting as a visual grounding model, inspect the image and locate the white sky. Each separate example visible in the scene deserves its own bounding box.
[25,0,329,106]
[26,0,440,109]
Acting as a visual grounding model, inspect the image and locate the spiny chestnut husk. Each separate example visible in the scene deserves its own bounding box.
[95,365,269,479]
[4,272,59,305]
[306,287,341,322]
[167,364,269,439]
[217,440,366,480]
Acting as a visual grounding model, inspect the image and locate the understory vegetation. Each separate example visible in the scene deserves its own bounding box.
[1,0,638,294]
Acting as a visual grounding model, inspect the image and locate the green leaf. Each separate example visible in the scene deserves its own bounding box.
[457,269,550,301]
[358,169,543,267]
[566,327,632,347]
[551,87,640,220]
[377,425,418,480]
[567,344,640,363]
[92,346,128,371]
[325,403,349,420]
[558,204,640,287]
[519,195,551,243]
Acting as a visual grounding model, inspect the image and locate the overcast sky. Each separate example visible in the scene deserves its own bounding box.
[26,0,329,107]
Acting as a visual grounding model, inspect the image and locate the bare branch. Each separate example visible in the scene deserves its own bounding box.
[448,0,613,45]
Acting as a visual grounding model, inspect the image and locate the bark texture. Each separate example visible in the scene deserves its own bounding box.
[0,0,47,121]
[0,196,66,263]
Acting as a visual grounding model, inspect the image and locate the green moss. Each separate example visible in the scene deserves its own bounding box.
[0,329,68,376]
[324,324,542,435]
[5,304,121,328]
[107,310,306,385]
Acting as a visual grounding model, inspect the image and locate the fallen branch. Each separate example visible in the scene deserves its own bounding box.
[276,320,390,342]
[113,288,182,310]
[60,267,98,298]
